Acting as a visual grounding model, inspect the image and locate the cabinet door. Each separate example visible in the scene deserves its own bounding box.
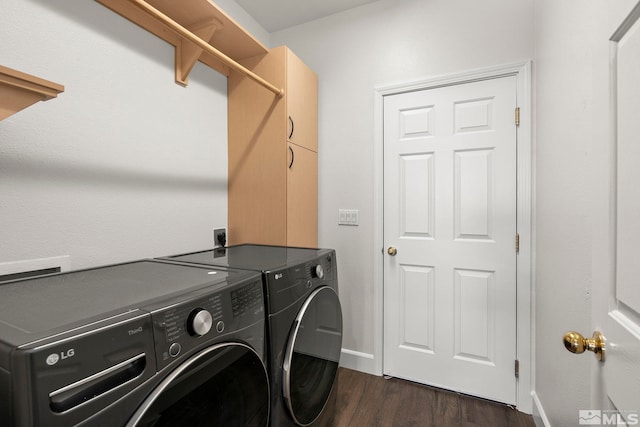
[286,50,318,153]
[228,49,287,246]
[287,143,318,247]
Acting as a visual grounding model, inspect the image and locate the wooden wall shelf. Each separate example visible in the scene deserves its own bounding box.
[96,0,271,87]
[0,65,64,121]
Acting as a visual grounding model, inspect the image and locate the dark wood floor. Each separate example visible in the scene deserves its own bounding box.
[316,368,535,427]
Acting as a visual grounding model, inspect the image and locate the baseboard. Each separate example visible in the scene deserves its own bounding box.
[339,348,379,376]
[531,391,551,427]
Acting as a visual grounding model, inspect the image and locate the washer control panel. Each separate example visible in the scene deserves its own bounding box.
[150,277,263,370]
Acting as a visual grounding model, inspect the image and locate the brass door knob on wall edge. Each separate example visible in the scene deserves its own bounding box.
[563,331,606,361]
[387,247,397,256]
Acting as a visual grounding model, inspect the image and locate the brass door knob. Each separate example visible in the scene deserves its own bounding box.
[387,247,397,256]
[563,331,605,361]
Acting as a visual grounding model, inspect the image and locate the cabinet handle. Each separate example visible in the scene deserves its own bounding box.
[289,146,295,169]
[288,116,294,140]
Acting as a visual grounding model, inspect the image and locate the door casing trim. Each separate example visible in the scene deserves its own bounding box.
[371,61,533,413]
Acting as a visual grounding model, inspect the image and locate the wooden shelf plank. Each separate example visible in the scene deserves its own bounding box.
[96,0,269,79]
[0,65,64,121]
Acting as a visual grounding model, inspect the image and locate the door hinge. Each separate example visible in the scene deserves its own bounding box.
[515,233,520,253]
[515,107,521,126]
[515,359,520,378]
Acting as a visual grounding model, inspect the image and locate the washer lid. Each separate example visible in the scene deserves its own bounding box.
[0,260,251,345]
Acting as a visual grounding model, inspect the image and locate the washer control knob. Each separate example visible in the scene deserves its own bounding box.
[311,265,324,279]
[187,308,213,337]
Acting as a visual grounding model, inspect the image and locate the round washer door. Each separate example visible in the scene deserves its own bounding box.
[283,286,343,426]
[128,343,269,427]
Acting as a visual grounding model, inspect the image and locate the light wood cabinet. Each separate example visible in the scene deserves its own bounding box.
[286,52,318,152]
[228,46,318,247]
[287,143,318,247]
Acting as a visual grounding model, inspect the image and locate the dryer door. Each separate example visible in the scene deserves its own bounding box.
[128,343,269,427]
[283,286,343,426]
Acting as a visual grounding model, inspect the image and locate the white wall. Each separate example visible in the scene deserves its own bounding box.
[534,1,638,426]
[270,0,534,369]
[533,1,596,424]
[212,0,271,47]
[0,1,229,270]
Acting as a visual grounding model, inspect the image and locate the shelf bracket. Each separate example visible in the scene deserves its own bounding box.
[176,18,224,86]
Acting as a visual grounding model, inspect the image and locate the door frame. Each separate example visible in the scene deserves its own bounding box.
[372,61,533,412]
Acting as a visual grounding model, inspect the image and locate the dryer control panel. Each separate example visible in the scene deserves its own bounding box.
[265,250,337,314]
[149,277,264,370]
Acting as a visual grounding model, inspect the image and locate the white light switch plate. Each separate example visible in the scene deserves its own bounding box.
[339,209,359,226]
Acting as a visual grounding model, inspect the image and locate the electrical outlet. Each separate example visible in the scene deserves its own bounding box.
[214,228,227,247]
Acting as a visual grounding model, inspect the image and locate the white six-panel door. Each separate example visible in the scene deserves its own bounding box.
[383,75,518,404]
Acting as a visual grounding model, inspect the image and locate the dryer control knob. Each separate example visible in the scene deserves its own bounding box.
[187,309,213,337]
[312,265,324,279]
